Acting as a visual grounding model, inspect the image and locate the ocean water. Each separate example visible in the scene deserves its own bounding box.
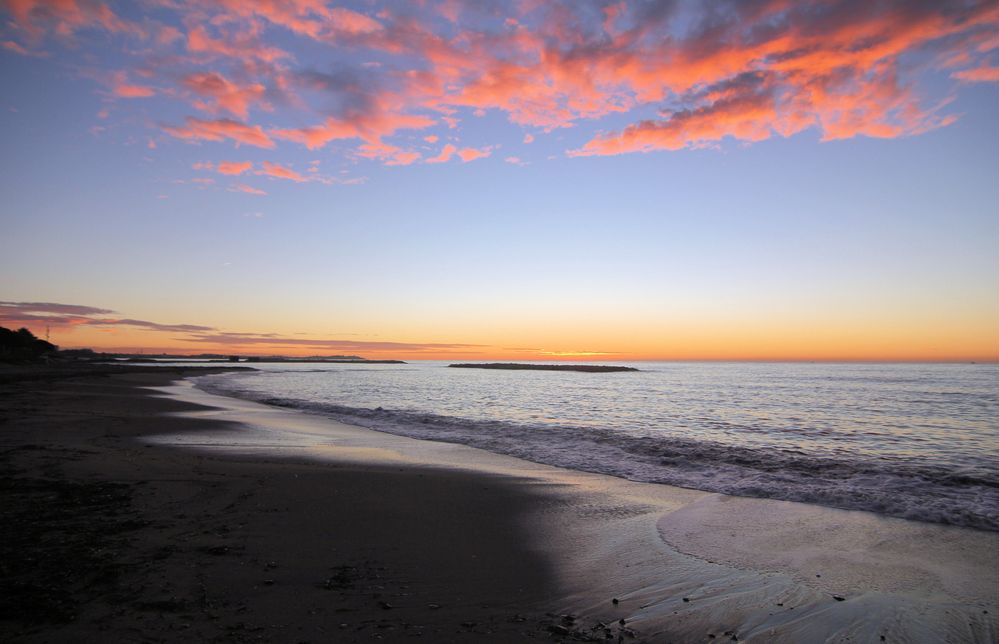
[195,361,999,531]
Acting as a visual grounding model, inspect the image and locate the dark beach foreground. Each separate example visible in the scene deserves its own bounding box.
[3,365,998,643]
[0,366,565,642]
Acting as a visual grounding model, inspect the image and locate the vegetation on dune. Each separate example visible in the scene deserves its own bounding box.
[0,327,57,363]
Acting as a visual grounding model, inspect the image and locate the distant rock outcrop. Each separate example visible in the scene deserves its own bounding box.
[448,363,637,373]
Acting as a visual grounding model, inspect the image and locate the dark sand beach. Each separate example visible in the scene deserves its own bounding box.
[0,367,564,642]
[3,366,998,643]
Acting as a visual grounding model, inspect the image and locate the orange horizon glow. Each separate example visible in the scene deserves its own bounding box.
[3,299,998,363]
[21,325,999,364]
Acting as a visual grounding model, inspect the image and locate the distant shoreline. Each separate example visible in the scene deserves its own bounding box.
[448,363,638,373]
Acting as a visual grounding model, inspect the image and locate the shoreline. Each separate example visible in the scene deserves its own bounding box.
[3,366,999,642]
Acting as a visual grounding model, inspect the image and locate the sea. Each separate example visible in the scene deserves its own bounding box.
[190,361,999,531]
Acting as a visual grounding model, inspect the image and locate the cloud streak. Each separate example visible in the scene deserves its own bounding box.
[181,333,483,353]
[163,117,275,148]
[0,301,210,333]
[258,161,307,182]
[0,301,486,355]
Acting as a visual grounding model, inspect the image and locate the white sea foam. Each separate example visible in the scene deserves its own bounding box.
[194,361,999,531]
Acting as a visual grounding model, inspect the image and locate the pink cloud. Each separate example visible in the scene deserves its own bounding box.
[457,146,491,162]
[272,118,364,150]
[952,65,999,82]
[182,72,268,120]
[427,144,491,163]
[8,0,997,164]
[258,161,307,182]
[195,160,254,175]
[112,71,155,97]
[208,1,382,40]
[1,39,46,56]
[328,7,383,35]
[114,84,154,98]
[186,25,288,63]
[163,117,275,148]
[357,141,421,166]
[217,161,253,175]
[156,25,182,46]
[274,111,435,151]
[426,143,456,164]
[2,0,145,41]
[230,183,267,196]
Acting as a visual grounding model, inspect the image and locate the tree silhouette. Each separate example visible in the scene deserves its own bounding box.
[0,326,58,362]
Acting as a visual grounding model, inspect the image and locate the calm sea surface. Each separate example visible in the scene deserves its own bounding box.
[195,361,999,530]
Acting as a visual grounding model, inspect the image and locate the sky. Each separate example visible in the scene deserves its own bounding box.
[1,0,998,361]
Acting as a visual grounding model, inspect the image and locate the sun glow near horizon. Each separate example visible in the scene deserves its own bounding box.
[2,299,996,363]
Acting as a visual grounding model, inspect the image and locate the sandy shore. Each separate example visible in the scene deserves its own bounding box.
[1,367,563,642]
[3,366,998,643]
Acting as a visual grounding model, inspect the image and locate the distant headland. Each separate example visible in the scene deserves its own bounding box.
[448,363,637,373]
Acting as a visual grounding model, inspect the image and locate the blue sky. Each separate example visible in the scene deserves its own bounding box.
[1,0,998,360]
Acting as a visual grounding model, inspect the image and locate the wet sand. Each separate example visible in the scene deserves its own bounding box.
[3,366,998,643]
[0,368,561,642]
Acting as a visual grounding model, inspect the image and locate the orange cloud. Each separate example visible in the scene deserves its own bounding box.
[357,141,421,166]
[186,24,288,63]
[272,118,362,150]
[108,69,154,98]
[206,1,382,40]
[380,0,995,151]
[156,24,181,45]
[217,161,253,175]
[270,71,436,163]
[113,83,154,98]
[9,0,997,165]
[2,0,145,41]
[163,117,275,148]
[258,161,307,182]
[952,65,999,82]
[457,146,491,162]
[426,144,491,163]
[328,7,383,35]
[182,72,268,120]
[426,143,456,163]
[195,160,254,175]
[563,1,998,154]
[273,110,434,151]
[1,39,45,56]
[230,183,267,195]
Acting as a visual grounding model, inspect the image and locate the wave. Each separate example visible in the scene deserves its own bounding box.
[196,376,999,532]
